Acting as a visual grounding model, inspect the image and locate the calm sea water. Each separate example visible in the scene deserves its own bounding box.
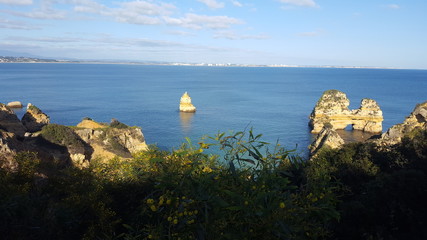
[1,63,426,155]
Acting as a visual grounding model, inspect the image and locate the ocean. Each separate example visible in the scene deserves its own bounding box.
[1,63,426,155]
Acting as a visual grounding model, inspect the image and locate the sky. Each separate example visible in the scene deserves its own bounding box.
[0,0,426,68]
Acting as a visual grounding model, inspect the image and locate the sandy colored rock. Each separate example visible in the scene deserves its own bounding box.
[7,101,23,108]
[380,101,427,145]
[179,92,196,113]
[0,103,26,137]
[309,126,345,156]
[21,104,50,132]
[74,120,148,161]
[309,90,383,133]
[77,119,107,129]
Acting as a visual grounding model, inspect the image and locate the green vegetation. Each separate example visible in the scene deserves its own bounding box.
[40,124,85,149]
[110,118,130,129]
[1,128,427,239]
[28,104,42,114]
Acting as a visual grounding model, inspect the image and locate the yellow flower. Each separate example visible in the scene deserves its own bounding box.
[150,205,157,212]
[148,234,153,239]
[244,201,249,206]
[167,216,173,222]
[279,202,285,209]
[173,218,178,225]
[166,199,172,205]
[202,166,212,173]
[146,198,155,205]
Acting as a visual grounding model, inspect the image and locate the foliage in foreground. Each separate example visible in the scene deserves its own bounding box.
[1,128,427,239]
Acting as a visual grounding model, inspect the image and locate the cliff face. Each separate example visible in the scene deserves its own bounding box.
[179,92,196,113]
[309,126,344,156]
[21,104,50,132]
[0,104,148,170]
[309,90,383,133]
[0,103,27,138]
[74,119,148,160]
[380,101,427,145]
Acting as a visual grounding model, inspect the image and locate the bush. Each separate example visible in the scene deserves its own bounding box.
[40,124,84,149]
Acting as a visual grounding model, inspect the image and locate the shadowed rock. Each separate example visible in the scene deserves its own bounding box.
[22,104,50,132]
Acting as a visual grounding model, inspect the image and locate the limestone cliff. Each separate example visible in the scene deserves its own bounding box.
[22,104,50,132]
[74,119,148,160]
[309,90,383,133]
[309,126,345,156]
[0,103,26,138]
[179,92,196,113]
[0,103,149,170]
[380,101,427,145]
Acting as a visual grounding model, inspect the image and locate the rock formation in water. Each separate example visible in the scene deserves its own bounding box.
[7,101,23,108]
[179,92,196,113]
[309,90,383,133]
[309,125,345,156]
[379,101,427,145]
[21,104,50,132]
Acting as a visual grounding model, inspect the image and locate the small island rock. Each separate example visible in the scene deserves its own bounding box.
[179,92,196,113]
[6,101,23,108]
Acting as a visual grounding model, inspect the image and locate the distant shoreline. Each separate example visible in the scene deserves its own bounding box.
[1,56,422,70]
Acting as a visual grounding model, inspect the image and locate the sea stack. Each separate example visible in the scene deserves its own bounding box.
[309,90,383,133]
[179,92,196,113]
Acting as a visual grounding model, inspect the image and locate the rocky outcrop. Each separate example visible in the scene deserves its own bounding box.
[309,126,345,156]
[309,90,383,133]
[21,104,50,132]
[7,101,23,108]
[0,103,26,138]
[380,101,427,145]
[179,92,196,113]
[0,102,149,170]
[0,131,20,170]
[74,119,148,160]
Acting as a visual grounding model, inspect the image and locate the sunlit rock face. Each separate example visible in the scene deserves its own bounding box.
[74,119,148,161]
[309,126,345,156]
[179,92,196,113]
[309,90,383,133]
[380,101,427,145]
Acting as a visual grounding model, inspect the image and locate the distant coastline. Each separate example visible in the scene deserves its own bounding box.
[0,56,407,70]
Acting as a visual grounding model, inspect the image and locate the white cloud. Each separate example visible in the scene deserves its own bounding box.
[4,0,66,19]
[297,29,324,37]
[387,4,400,9]
[0,17,40,30]
[213,30,269,40]
[231,1,242,7]
[279,0,317,8]
[166,30,196,36]
[164,13,243,29]
[197,0,225,9]
[0,0,32,5]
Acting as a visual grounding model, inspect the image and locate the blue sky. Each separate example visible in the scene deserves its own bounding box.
[0,0,426,68]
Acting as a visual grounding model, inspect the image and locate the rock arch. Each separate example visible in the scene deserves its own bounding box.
[309,90,383,133]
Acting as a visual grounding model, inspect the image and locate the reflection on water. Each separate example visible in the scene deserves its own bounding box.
[335,129,380,143]
[179,112,195,135]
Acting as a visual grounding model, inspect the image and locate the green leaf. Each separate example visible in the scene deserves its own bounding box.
[149,157,164,163]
